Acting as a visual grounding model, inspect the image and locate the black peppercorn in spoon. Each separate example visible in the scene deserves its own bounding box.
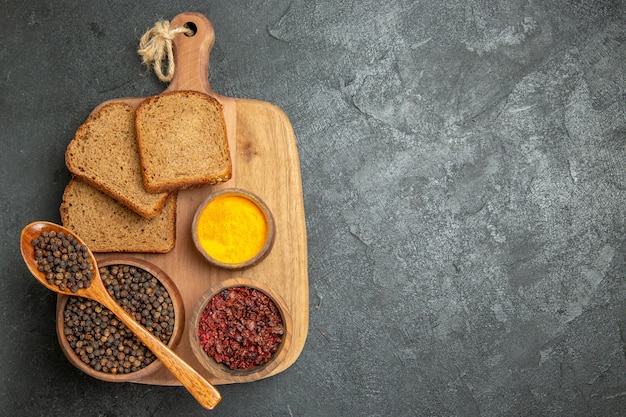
[20,221,222,410]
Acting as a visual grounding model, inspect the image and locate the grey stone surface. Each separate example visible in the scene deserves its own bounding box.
[1,1,625,416]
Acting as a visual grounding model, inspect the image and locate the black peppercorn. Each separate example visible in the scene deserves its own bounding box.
[31,229,94,293]
[63,264,175,375]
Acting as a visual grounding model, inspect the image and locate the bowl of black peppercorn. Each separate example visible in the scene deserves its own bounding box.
[56,257,184,382]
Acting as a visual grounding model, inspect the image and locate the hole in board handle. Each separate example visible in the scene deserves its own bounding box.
[184,22,197,36]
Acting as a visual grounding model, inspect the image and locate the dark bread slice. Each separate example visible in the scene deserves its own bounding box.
[60,178,176,253]
[65,101,170,218]
[135,90,232,193]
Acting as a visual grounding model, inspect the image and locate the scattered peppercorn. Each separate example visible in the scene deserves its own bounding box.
[197,286,284,370]
[63,264,175,375]
[31,229,93,293]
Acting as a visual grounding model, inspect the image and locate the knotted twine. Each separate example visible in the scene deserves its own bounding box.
[137,20,193,82]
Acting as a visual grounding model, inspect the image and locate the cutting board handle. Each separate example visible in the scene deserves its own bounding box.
[166,12,216,95]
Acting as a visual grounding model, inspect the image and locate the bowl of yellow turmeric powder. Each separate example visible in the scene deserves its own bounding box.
[191,189,275,270]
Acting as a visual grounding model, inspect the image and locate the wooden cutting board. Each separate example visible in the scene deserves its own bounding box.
[57,12,308,386]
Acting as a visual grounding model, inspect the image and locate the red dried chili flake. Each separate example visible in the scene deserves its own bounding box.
[197,286,284,370]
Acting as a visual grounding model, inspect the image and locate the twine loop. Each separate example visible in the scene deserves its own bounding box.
[138,20,193,83]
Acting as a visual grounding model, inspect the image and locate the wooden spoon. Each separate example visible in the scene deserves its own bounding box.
[19,221,221,410]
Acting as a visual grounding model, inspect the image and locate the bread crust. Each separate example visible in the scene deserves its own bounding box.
[66,102,170,218]
[60,178,176,253]
[135,90,232,194]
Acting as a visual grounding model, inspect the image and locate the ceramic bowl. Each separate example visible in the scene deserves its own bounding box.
[56,257,184,382]
[191,188,275,270]
[189,277,291,383]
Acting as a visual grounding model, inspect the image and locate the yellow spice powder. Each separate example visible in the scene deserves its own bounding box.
[196,194,268,264]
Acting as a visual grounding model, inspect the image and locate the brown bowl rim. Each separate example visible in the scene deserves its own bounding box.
[191,188,275,270]
[189,277,292,382]
[56,256,185,382]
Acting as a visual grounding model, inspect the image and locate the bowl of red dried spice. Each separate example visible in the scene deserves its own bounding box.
[189,278,292,382]
[56,257,185,382]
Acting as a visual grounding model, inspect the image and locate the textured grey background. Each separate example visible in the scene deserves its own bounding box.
[1,1,625,416]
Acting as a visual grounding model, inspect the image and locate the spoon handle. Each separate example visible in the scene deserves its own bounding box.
[101,295,221,409]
